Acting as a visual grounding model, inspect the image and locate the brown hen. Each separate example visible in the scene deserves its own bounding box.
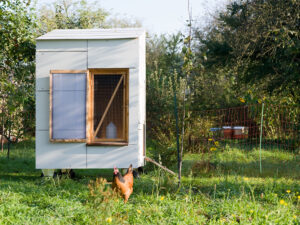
[112,164,133,203]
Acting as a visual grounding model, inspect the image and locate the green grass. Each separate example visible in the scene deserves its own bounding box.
[0,140,299,224]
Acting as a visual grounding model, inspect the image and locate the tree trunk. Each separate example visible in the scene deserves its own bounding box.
[1,108,3,153]
[7,123,11,159]
[7,140,10,159]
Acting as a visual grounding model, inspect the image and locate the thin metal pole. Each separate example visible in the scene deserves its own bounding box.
[174,92,180,179]
[179,87,186,186]
[259,103,264,174]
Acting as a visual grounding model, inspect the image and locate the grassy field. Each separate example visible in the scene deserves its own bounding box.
[0,140,299,224]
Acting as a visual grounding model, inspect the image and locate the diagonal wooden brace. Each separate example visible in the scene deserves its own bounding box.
[93,75,124,138]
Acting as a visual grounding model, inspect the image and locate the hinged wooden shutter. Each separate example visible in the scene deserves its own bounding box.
[50,71,87,141]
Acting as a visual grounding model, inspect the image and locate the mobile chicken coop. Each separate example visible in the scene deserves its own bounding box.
[36,29,146,170]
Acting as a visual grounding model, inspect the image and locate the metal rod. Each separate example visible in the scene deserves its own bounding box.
[174,92,180,178]
[259,102,264,174]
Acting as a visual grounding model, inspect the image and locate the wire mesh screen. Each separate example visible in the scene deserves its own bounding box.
[187,104,299,152]
[94,75,124,139]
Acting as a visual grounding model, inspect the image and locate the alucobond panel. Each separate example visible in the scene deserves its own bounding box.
[35,35,146,169]
[88,39,139,68]
[36,131,86,169]
[36,28,145,40]
[127,69,139,144]
[36,91,49,131]
[138,33,146,125]
[86,145,139,168]
[52,73,86,139]
[36,51,87,91]
[138,33,146,166]
[36,40,87,52]
[138,123,144,166]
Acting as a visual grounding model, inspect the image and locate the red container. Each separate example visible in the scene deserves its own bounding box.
[222,126,233,139]
[233,126,248,139]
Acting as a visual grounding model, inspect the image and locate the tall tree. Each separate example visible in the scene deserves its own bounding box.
[195,0,300,104]
[38,0,109,34]
[0,0,36,157]
[38,0,141,34]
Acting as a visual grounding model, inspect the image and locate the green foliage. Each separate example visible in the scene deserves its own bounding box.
[37,0,109,34]
[146,65,186,167]
[88,177,118,205]
[146,33,183,77]
[0,140,299,224]
[196,0,300,103]
[0,0,36,144]
[240,91,300,150]
[37,0,141,34]
[184,115,215,153]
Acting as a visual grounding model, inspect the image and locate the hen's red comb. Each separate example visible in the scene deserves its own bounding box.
[113,166,119,174]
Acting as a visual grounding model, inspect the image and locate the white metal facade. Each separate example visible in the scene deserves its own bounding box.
[35,29,146,169]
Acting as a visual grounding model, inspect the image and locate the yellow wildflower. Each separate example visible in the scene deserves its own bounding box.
[208,138,213,141]
[137,209,141,214]
[279,200,285,205]
[298,195,300,200]
[214,141,219,146]
[210,147,217,151]
[250,210,254,213]
[293,215,297,219]
[160,196,165,201]
[106,217,112,223]
[239,97,245,103]
[286,190,291,193]
[243,177,249,181]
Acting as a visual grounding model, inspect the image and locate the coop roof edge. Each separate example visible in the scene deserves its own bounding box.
[36,28,146,40]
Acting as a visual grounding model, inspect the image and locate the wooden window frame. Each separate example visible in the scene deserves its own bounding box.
[86,68,129,146]
[49,70,88,143]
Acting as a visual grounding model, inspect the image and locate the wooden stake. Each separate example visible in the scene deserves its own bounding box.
[145,157,177,176]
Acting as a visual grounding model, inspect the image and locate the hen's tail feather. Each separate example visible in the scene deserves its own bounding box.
[126,164,133,174]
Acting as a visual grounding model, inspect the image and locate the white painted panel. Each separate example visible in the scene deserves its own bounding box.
[36,131,86,169]
[36,28,145,40]
[128,69,139,144]
[87,145,139,168]
[36,91,49,131]
[36,40,87,52]
[88,39,139,68]
[138,33,146,166]
[138,33,146,124]
[138,124,144,167]
[36,51,87,91]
